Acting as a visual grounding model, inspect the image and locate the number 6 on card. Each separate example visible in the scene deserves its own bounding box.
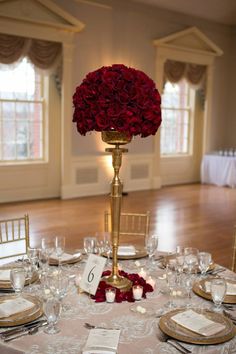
[80,254,107,295]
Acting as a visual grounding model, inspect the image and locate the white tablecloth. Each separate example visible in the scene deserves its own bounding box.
[201,155,236,188]
[1,258,236,354]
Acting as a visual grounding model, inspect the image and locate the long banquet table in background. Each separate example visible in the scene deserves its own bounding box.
[201,154,236,188]
[1,256,236,354]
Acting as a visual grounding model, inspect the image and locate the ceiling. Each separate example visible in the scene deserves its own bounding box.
[132,0,236,26]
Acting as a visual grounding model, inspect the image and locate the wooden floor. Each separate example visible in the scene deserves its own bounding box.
[1,183,236,269]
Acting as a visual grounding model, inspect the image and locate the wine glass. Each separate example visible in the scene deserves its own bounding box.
[198,252,212,277]
[145,234,158,267]
[10,268,26,296]
[83,237,96,256]
[43,298,61,334]
[176,246,185,274]
[184,247,199,273]
[55,236,65,268]
[41,238,55,267]
[211,278,226,311]
[165,268,177,308]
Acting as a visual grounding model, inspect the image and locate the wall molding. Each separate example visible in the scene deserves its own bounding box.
[61,153,159,199]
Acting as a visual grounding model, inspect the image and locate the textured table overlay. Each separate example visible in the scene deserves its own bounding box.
[1,256,236,354]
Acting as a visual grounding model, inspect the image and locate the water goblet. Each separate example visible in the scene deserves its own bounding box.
[184,247,199,273]
[145,234,158,267]
[211,278,226,311]
[55,236,65,268]
[198,252,212,277]
[27,247,39,267]
[165,268,177,308]
[41,238,55,267]
[176,246,185,274]
[83,236,97,256]
[43,298,61,334]
[10,268,26,296]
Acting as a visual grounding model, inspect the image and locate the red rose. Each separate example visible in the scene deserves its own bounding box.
[72,64,161,137]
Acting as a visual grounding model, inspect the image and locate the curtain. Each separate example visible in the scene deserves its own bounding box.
[164,59,206,88]
[0,33,62,93]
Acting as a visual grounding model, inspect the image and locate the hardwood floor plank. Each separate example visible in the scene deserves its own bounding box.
[0,183,235,269]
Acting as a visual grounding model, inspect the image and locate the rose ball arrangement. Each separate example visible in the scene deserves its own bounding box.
[72,64,161,137]
[91,270,154,303]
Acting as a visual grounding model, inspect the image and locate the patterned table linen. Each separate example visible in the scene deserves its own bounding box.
[1,258,236,354]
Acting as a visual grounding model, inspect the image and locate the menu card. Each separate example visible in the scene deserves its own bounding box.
[83,328,121,354]
[204,281,236,295]
[118,245,136,256]
[50,252,81,263]
[171,310,225,336]
[0,269,11,281]
[0,298,34,318]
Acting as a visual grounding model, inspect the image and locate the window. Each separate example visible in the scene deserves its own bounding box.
[0,58,44,162]
[161,79,192,156]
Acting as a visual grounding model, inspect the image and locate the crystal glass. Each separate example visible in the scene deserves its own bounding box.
[211,278,226,311]
[27,247,39,267]
[10,268,26,295]
[198,252,212,276]
[83,236,97,255]
[165,269,177,308]
[23,261,35,293]
[184,247,199,273]
[183,273,196,307]
[41,238,55,265]
[176,246,185,274]
[145,234,158,266]
[43,298,61,334]
[55,236,65,267]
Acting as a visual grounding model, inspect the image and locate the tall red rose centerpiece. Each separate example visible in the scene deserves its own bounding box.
[73,64,161,291]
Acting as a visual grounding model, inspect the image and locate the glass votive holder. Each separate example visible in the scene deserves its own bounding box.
[105,288,116,303]
[132,285,143,301]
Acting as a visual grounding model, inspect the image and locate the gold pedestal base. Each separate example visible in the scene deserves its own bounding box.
[102,275,132,292]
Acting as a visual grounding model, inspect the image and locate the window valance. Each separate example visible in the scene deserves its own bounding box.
[0,33,62,71]
[164,59,206,88]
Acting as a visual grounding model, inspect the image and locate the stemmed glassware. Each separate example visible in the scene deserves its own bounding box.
[198,252,212,277]
[83,236,97,256]
[184,247,199,274]
[41,238,55,268]
[145,234,158,267]
[165,268,177,308]
[10,268,26,296]
[43,297,61,334]
[211,278,226,311]
[55,236,65,268]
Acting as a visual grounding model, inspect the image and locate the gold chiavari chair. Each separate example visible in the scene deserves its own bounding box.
[0,214,30,261]
[104,211,150,246]
[231,225,236,272]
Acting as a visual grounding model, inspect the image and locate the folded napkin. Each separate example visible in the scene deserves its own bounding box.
[117,245,136,256]
[0,298,34,319]
[204,281,236,295]
[171,309,225,336]
[50,252,81,263]
[0,269,11,281]
[83,328,120,354]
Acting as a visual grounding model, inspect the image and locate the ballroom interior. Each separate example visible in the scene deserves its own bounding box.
[1,1,236,353]
[0,0,236,267]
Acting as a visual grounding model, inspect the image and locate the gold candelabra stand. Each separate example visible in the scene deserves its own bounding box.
[101,131,132,291]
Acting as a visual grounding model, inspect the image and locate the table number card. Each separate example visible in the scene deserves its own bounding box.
[80,254,106,295]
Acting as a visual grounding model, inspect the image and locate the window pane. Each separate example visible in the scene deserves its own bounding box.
[161,79,191,156]
[0,57,44,162]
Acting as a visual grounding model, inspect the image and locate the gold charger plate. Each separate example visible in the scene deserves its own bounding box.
[162,254,215,274]
[193,277,236,304]
[159,308,235,345]
[0,266,38,290]
[0,293,43,327]
[114,247,147,260]
[49,252,82,266]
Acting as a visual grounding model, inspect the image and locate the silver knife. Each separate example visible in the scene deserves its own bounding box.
[3,321,47,342]
[2,320,47,340]
[0,319,46,338]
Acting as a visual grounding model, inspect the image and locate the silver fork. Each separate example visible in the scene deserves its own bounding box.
[157,330,191,354]
[84,323,119,330]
